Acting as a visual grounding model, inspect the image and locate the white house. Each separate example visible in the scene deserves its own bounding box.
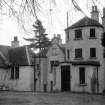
[44,6,105,93]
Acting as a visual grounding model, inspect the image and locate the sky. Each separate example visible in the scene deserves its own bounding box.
[0,0,105,46]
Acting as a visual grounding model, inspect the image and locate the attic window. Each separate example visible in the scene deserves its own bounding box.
[75,29,82,40]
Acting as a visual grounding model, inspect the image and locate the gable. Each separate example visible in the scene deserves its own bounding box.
[47,44,65,60]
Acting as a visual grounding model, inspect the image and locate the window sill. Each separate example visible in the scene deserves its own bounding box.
[74,57,83,60]
[88,37,97,39]
[74,38,83,40]
[78,83,87,87]
[89,57,97,59]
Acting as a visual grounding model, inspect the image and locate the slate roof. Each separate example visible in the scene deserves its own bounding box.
[65,16,103,30]
[0,45,11,68]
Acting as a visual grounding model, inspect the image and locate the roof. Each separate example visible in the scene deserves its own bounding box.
[0,45,11,68]
[60,61,100,66]
[65,16,103,30]
[9,46,34,66]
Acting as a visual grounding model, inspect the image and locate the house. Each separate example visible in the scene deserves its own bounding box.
[40,6,105,93]
[0,37,35,91]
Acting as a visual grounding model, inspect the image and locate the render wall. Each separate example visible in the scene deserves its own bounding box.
[65,26,105,93]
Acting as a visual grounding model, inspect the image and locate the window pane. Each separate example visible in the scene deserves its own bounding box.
[79,67,85,84]
[90,28,95,38]
[75,48,82,58]
[75,29,82,39]
[67,49,70,60]
[90,48,96,58]
[67,31,69,41]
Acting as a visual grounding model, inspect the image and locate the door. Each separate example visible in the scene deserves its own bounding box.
[61,66,70,91]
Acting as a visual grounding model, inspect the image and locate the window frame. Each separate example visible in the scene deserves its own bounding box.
[90,48,96,58]
[74,29,82,40]
[11,66,19,80]
[67,49,70,60]
[79,67,85,85]
[90,28,96,38]
[75,48,83,59]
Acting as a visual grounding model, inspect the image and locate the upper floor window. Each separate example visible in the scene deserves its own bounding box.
[52,48,58,56]
[67,49,70,60]
[90,48,96,58]
[67,31,69,41]
[75,29,82,40]
[75,48,82,59]
[79,67,85,84]
[90,28,95,38]
[11,66,19,80]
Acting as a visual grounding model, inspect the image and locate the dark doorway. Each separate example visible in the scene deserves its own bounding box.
[61,66,70,91]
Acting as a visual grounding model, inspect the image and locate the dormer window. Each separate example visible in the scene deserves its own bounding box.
[75,29,82,40]
[90,28,96,38]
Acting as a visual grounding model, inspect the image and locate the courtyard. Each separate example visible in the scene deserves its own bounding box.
[0,91,105,105]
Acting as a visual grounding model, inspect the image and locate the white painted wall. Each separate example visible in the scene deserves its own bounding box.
[0,66,34,91]
[65,26,105,93]
[47,44,65,92]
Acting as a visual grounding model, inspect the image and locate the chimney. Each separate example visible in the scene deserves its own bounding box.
[102,8,105,32]
[52,34,62,44]
[91,6,99,22]
[11,36,19,48]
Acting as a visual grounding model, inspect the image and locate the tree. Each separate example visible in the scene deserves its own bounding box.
[24,19,51,51]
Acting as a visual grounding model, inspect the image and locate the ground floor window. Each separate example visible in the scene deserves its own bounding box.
[11,66,19,80]
[79,67,85,84]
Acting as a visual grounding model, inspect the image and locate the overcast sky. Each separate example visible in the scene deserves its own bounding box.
[0,0,105,46]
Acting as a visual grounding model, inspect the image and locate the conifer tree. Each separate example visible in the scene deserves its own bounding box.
[24,19,51,51]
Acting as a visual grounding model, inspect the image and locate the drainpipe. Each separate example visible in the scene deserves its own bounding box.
[97,66,99,93]
[34,55,36,92]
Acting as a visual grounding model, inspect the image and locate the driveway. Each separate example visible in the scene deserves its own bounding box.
[0,91,105,105]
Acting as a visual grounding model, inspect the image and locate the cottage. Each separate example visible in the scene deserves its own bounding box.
[0,37,35,91]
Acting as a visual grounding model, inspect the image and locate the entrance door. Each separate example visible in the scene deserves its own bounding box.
[61,66,70,91]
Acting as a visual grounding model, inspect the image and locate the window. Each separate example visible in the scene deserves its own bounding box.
[79,67,85,84]
[75,48,82,59]
[67,49,70,60]
[36,64,40,70]
[90,28,95,38]
[11,66,19,80]
[75,29,82,39]
[52,48,57,56]
[50,61,59,72]
[90,48,96,58]
[67,31,69,41]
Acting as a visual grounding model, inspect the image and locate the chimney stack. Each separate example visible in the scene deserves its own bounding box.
[52,34,62,44]
[11,36,19,48]
[91,6,99,22]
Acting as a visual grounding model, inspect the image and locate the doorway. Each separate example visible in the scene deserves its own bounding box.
[61,66,70,91]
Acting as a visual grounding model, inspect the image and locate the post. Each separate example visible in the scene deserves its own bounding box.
[97,66,99,93]
[34,55,36,92]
